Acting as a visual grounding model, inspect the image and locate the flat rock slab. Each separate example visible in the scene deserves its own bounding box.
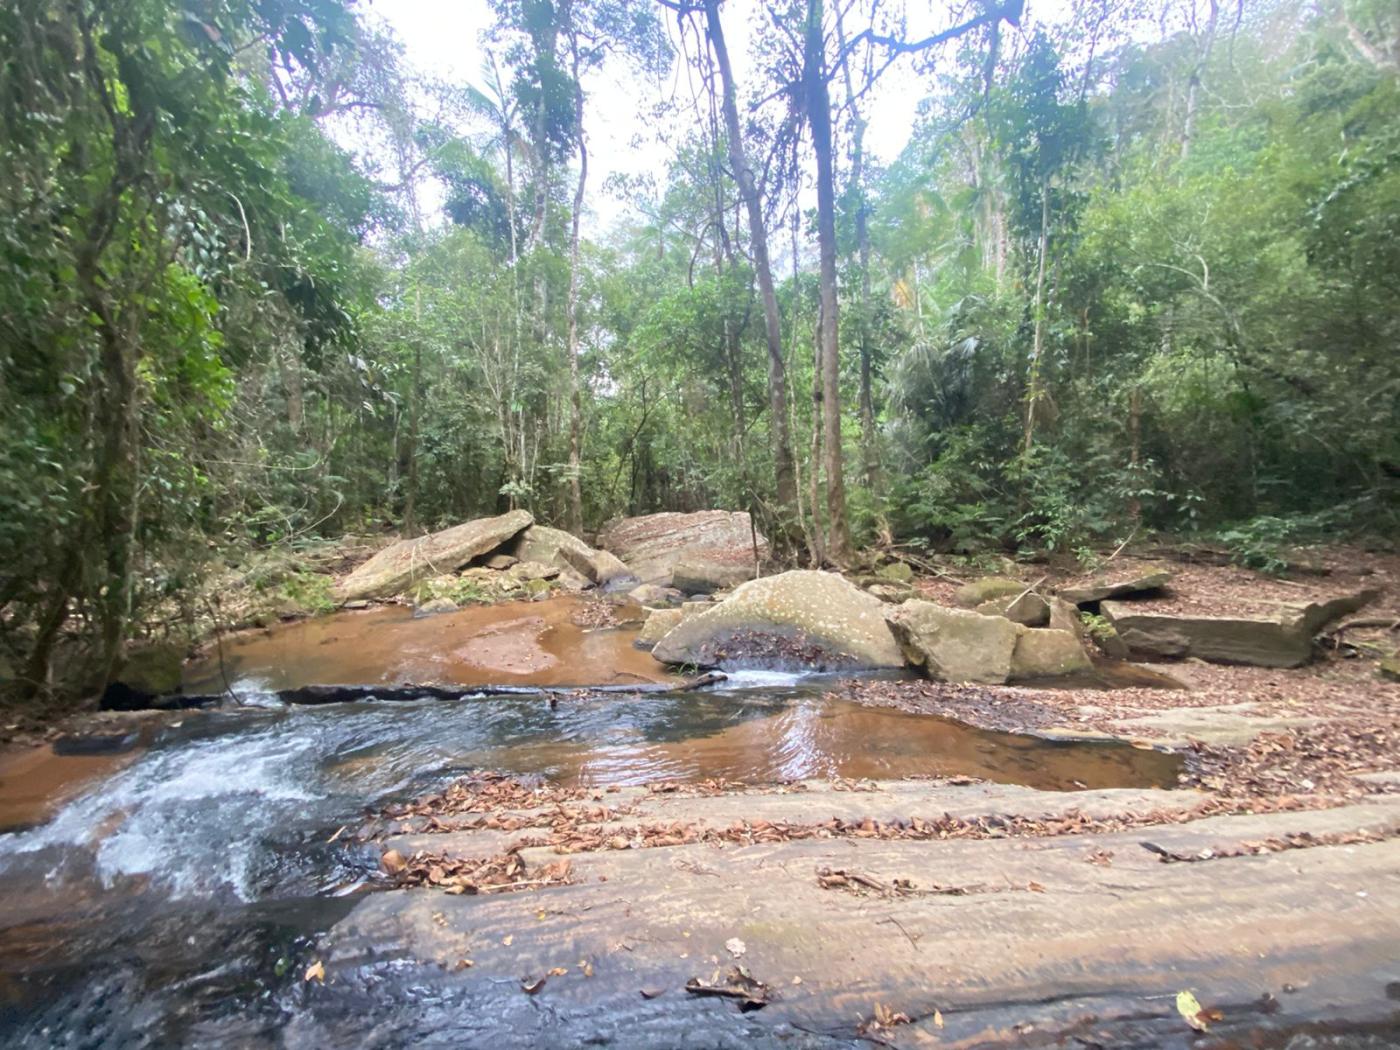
[1106,702,1325,748]
[335,510,533,602]
[1059,566,1174,605]
[1102,589,1378,668]
[598,511,766,587]
[314,792,1400,1048]
[651,570,904,670]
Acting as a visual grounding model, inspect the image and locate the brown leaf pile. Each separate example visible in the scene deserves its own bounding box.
[388,849,574,895]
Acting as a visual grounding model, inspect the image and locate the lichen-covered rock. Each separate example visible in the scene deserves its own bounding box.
[628,583,684,607]
[559,543,636,587]
[335,510,533,602]
[1058,566,1173,605]
[1010,628,1093,679]
[954,577,1026,608]
[866,581,915,603]
[885,601,1021,684]
[976,592,1050,627]
[671,547,758,593]
[598,510,766,587]
[636,606,702,648]
[875,561,914,583]
[413,597,458,617]
[507,524,592,569]
[650,570,903,670]
[507,560,560,583]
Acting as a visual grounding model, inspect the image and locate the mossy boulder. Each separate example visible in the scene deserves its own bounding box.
[875,561,914,583]
[886,602,1020,684]
[976,592,1050,627]
[954,577,1026,608]
[1010,628,1093,679]
[335,510,533,602]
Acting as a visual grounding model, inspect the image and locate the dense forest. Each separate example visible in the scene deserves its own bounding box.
[1,0,1397,705]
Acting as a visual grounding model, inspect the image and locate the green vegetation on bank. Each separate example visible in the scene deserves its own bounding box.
[1,0,1396,705]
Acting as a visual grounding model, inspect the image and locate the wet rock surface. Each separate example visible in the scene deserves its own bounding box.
[321,784,1400,1050]
[651,571,904,671]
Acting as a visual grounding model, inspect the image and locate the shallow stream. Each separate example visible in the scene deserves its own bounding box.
[0,599,1181,1046]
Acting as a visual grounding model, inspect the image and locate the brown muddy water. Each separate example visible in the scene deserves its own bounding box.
[184,596,674,693]
[0,597,1185,1047]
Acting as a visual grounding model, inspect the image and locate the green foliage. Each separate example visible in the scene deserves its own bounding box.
[276,572,337,616]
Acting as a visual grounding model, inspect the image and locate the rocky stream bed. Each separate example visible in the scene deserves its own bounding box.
[1,511,1398,1047]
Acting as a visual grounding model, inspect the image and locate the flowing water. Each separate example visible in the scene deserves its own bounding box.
[0,599,1184,1046]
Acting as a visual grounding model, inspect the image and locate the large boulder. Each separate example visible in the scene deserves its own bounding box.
[671,547,759,594]
[636,605,704,648]
[1010,628,1093,679]
[558,544,636,588]
[650,570,903,671]
[886,602,1021,684]
[1101,588,1378,668]
[1058,566,1173,606]
[335,510,533,602]
[886,600,1094,684]
[510,525,593,571]
[598,511,766,587]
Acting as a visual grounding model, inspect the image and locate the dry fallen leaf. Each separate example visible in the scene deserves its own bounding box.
[521,976,546,995]
[452,959,474,971]
[580,960,594,977]
[934,1008,944,1028]
[304,960,325,983]
[725,937,747,958]
[640,986,665,999]
[548,966,568,977]
[1176,990,1210,1031]
[502,934,514,947]
[380,849,406,875]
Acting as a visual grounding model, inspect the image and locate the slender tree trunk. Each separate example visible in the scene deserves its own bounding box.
[703,0,798,527]
[1023,181,1050,454]
[1181,0,1219,161]
[565,34,587,535]
[803,0,852,564]
[833,3,879,492]
[809,314,826,567]
[404,283,422,533]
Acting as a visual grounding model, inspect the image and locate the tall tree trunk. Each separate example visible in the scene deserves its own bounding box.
[403,283,422,533]
[565,34,587,535]
[809,311,826,567]
[703,0,798,529]
[833,2,879,492]
[1023,181,1050,454]
[802,0,852,564]
[1181,0,1219,161]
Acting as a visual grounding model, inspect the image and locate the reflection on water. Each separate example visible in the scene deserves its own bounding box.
[0,686,1180,1047]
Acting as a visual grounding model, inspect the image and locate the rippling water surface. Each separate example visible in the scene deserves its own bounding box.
[0,680,1179,1046]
